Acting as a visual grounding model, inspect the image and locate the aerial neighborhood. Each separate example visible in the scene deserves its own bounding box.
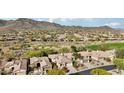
[0,49,115,75]
[0,18,124,75]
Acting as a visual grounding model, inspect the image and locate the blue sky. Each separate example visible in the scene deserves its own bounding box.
[1,18,124,28]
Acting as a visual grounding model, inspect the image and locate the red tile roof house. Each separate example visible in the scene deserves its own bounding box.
[1,58,30,75]
[48,54,72,69]
[91,50,115,61]
[17,58,29,75]
[1,60,15,74]
[78,51,92,63]
[30,57,52,75]
[79,49,115,63]
[15,59,29,75]
[0,60,21,75]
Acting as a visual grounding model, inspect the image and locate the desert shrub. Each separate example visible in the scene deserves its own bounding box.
[90,68,112,75]
[47,69,66,75]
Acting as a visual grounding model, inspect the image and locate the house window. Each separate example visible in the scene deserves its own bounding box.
[37,63,41,68]
[11,67,14,71]
[60,64,63,66]
[89,56,92,62]
[43,68,45,71]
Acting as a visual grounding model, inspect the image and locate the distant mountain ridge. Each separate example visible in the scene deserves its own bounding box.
[0,18,120,33]
[0,18,62,31]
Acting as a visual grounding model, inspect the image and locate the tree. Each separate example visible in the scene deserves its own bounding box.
[113,58,124,74]
[24,50,47,58]
[47,69,66,75]
[72,60,78,68]
[41,35,47,42]
[59,47,70,54]
[24,50,40,58]
[4,50,16,61]
[43,48,58,54]
[71,45,77,52]
[77,46,87,52]
[116,49,124,59]
[72,52,81,60]
[40,50,48,56]
[90,68,112,75]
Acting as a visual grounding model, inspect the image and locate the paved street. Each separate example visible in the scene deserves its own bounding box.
[70,65,116,75]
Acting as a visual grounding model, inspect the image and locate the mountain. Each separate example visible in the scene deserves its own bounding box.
[114,28,124,30]
[0,18,119,33]
[0,20,7,26]
[0,18,62,32]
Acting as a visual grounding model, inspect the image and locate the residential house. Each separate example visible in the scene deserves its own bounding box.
[48,54,72,68]
[30,57,52,74]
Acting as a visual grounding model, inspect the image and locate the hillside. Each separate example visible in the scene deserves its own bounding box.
[0,18,121,33]
[0,18,62,32]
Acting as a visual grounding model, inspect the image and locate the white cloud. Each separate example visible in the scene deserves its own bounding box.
[47,18,96,23]
[60,18,68,22]
[48,18,55,23]
[105,22,123,27]
[60,18,96,21]
[47,18,70,22]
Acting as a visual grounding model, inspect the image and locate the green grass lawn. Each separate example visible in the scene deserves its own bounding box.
[86,42,124,50]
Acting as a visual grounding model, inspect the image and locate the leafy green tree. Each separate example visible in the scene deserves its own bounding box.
[72,60,78,68]
[40,50,48,56]
[71,45,77,52]
[47,69,66,75]
[43,48,58,54]
[24,51,40,58]
[77,46,87,52]
[24,50,47,58]
[4,50,16,61]
[116,49,124,58]
[72,52,81,60]
[113,58,124,74]
[59,47,70,54]
[90,68,112,75]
